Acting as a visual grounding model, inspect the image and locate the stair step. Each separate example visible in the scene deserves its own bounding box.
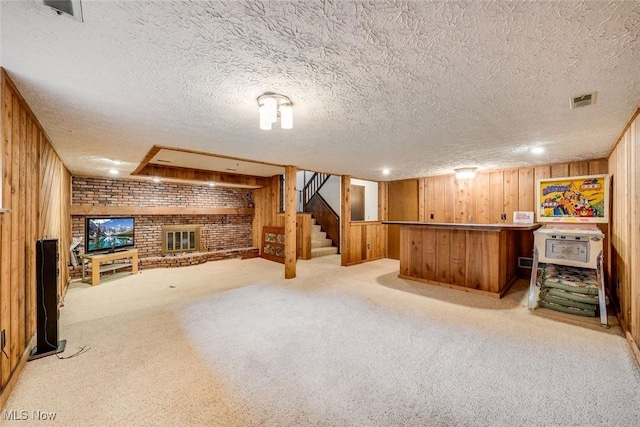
[312,231,327,240]
[311,246,339,258]
[312,224,322,233]
[311,238,333,248]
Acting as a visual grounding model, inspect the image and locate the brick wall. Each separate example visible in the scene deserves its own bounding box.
[71,177,256,275]
[72,177,253,208]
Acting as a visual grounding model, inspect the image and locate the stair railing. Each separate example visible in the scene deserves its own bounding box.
[302,172,330,207]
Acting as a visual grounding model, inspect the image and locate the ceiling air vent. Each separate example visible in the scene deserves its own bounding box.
[42,0,84,22]
[570,92,597,109]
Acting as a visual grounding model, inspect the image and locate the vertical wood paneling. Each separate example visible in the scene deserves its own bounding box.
[631,119,639,342]
[503,169,519,223]
[518,167,535,211]
[418,178,425,222]
[252,175,280,248]
[1,70,71,400]
[387,179,418,260]
[455,176,476,223]
[589,159,608,175]
[608,108,639,352]
[475,172,491,224]
[424,177,435,222]
[435,229,450,283]
[1,85,14,387]
[489,171,504,223]
[443,175,455,222]
[344,221,386,265]
[450,229,466,286]
[422,227,436,280]
[10,95,20,370]
[550,163,569,178]
[432,176,445,222]
[569,161,590,177]
[409,226,422,278]
[413,160,608,229]
[378,181,388,259]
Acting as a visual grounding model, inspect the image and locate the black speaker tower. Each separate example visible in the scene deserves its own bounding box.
[29,239,66,360]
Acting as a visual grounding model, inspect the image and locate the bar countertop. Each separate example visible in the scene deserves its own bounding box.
[382,221,540,231]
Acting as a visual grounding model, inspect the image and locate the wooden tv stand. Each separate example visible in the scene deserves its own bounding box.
[81,249,138,286]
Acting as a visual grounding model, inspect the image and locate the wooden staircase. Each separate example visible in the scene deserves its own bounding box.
[310,217,338,258]
[301,171,340,257]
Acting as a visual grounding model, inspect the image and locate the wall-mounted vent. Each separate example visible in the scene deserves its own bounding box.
[42,0,83,22]
[570,92,597,109]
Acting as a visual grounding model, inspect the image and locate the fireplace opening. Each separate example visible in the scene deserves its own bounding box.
[162,225,201,254]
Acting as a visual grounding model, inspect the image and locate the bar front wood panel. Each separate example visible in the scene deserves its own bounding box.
[397,225,525,298]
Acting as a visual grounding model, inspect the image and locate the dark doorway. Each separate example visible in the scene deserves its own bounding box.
[351,185,365,221]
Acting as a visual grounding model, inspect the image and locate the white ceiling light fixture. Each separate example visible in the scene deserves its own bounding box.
[108,168,119,175]
[454,167,477,180]
[257,93,293,130]
[382,168,390,175]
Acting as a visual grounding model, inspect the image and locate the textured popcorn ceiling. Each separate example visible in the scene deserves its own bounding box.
[1,0,639,181]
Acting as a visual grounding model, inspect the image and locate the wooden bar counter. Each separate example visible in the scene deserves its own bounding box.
[383,221,540,298]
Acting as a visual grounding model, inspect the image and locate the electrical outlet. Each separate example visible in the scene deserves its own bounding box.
[1,329,6,351]
[430,213,434,219]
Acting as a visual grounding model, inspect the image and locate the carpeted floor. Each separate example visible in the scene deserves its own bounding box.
[3,256,640,426]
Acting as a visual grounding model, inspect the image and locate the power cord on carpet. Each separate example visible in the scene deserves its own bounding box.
[56,345,91,359]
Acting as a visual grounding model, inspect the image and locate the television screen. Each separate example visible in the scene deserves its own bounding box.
[85,217,135,253]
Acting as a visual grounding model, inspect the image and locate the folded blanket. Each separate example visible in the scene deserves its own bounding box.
[545,287,608,305]
[542,264,600,296]
[538,300,596,317]
[539,290,598,312]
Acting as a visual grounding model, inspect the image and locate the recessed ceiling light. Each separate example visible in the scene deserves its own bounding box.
[382,168,390,175]
[152,177,161,183]
[109,169,118,175]
[530,147,545,154]
[208,182,216,187]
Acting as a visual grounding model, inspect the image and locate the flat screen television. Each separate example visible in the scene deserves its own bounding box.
[85,217,135,254]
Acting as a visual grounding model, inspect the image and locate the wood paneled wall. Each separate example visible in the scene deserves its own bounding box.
[608,107,640,360]
[251,175,281,248]
[276,213,312,260]
[387,159,609,279]
[387,179,419,259]
[340,176,387,266]
[419,160,608,225]
[342,221,386,266]
[1,69,71,406]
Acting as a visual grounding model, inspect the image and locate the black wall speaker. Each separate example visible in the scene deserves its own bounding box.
[29,239,66,360]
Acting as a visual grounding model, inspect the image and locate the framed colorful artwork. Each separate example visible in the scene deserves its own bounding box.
[535,174,609,223]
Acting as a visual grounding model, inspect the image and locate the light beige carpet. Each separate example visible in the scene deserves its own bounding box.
[3,256,640,426]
